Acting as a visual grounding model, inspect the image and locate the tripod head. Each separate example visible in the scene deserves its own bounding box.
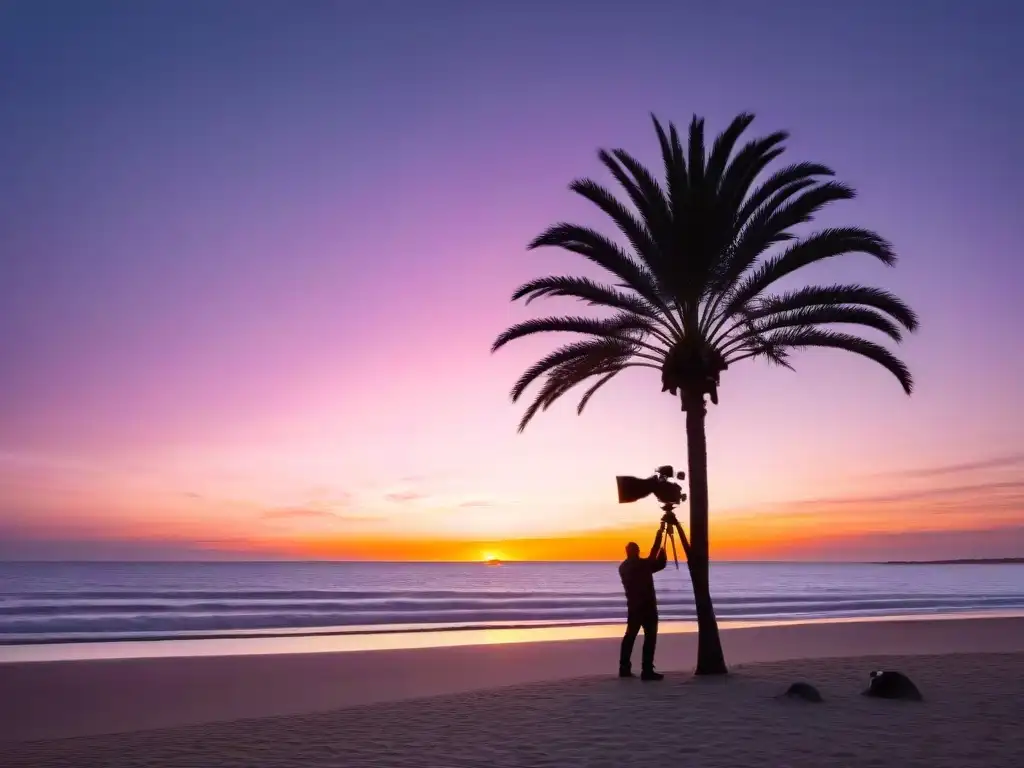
[659,503,680,528]
[660,504,682,570]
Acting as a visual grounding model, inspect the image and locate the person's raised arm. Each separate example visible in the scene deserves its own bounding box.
[649,524,664,557]
[648,524,667,572]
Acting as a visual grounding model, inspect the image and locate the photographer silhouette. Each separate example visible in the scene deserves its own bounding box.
[618,522,668,680]
[615,465,692,680]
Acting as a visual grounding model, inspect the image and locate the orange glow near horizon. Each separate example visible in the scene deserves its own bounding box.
[4,459,1022,561]
[145,498,1021,562]
[2,394,1022,563]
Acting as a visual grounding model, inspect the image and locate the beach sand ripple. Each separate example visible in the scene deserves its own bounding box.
[6,652,1022,767]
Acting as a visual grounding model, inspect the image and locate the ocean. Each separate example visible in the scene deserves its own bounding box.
[2,560,1023,646]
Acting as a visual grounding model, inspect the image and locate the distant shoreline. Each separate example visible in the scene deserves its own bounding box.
[878,558,1024,565]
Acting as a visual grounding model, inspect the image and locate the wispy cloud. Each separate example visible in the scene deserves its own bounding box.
[0,451,113,485]
[458,500,493,508]
[0,451,93,470]
[385,491,426,503]
[786,479,1024,510]
[869,453,1024,480]
[262,507,337,520]
[769,524,1024,562]
[720,457,1024,537]
[716,478,1024,543]
[261,507,378,522]
[303,489,354,506]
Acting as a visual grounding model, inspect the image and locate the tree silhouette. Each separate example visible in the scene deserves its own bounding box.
[492,113,918,675]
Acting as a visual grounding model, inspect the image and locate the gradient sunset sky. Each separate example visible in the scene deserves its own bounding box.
[2,1,1022,562]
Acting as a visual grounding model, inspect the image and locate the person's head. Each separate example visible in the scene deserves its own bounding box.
[625,542,640,559]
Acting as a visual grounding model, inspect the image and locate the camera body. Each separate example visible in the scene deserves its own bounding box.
[615,464,688,509]
[651,465,686,507]
[650,477,686,506]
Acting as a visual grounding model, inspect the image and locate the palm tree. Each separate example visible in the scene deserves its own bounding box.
[491,113,918,675]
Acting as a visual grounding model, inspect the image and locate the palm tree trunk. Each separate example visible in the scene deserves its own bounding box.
[683,392,728,675]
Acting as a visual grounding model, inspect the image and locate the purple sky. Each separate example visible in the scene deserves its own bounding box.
[1,1,1022,560]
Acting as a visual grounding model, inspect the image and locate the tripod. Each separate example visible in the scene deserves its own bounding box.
[659,503,680,569]
[659,502,691,569]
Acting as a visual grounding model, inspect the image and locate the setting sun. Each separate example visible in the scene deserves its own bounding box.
[481,551,506,563]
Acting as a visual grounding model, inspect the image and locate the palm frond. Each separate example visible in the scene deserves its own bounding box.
[651,114,687,209]
[715,132,789,214]
[723,227,897,318]
[705,175,822,301]
[527,223,664,306]
[511,275,650,313]
[758,181,855,238]
[733,328,913,394]
[595,150,650,221]
[510,338,640,402]
[686,115,706,188]
[734,162,835,229]
[747,284,919,331]
[754,338,795,370]
[562,181,664,277]
[724,306,908,350]
[491,313,651,353]
[510,275,677,345]
[516,355,623,433]
[700,176,819,313]
[705,113,756,191]
[732,182,857,273]
[608,148,671,238]
[577,370,620,414]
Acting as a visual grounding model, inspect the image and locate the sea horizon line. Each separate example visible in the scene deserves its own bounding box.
[2,558,1022,565]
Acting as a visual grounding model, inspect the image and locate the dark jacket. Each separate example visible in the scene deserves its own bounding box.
[619,535,667,613]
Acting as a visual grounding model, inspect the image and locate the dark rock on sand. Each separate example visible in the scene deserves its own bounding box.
[781,682,824,703]
[862,670,923,701]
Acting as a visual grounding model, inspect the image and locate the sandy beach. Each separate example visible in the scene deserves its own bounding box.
[3,616,1024,767]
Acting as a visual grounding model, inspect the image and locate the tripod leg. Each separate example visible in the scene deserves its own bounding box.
[672,521,691,561]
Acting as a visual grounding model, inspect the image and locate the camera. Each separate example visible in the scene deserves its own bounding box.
[615,465,687,507]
